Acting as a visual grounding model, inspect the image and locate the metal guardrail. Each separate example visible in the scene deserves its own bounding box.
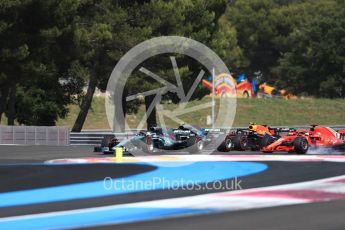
[0,126,70,146]
[3,125,344,146]
[70,132,135,145]
[71,125,345,146]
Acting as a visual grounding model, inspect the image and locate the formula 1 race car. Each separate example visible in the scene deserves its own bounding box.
[98,131,154,154]
[96,135,120,154]
[101,124,207,154]
[218,123,284,152]
[149,124,205,153]
[261,125,345,154]
[96,131,153,154]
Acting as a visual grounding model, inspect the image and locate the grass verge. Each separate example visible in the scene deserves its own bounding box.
[55,97,345,129]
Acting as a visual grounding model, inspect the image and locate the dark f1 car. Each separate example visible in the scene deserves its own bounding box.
[218,123,283,152]
[149,124,204,153]
[99,124,206,154]
[261,125,345,154]
[98,131,153,154]
[95,135,120,154]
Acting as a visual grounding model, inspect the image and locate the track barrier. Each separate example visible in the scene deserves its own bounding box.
[71,125,345,146]
[0,126,69,146]
[1,125,344,146]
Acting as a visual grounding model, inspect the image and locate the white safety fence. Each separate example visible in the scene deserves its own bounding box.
[0,126,69,146]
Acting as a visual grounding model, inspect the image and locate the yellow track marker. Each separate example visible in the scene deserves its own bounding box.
[115,147,123,162]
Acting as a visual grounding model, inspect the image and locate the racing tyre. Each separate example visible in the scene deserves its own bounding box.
[260,134,275,148]
[233,134,247,151]
[94,146,102,152]
[101,135,116,154]
[294,136,309,154]
[189,138,204,154]
[144,136,154,154]
[218,138,232,152]
[101,135,114,148]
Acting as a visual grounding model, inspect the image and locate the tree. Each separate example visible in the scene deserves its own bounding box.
[273,0,345,97]
[225,0,278,77]
[70,0,152,132]
[69,0,243,131]
[0,0,31,124]
[120,0,243,130]
[0,0,82,126]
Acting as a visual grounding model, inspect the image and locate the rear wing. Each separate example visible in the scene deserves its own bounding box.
[274,128,295,132]
[338,130,345,141]
[173,129,191,135]
[204,128,221,132]
[340,134,345,141]
[337,130,345,134]
[203,128,229,136]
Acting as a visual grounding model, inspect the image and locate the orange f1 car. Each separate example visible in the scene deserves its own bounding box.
[261,125,345,154]
[218,123,283,152]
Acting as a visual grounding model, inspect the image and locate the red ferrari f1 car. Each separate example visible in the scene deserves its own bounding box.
[261,125,345,154]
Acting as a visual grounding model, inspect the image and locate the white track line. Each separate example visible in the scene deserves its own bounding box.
[45,154,345,164]
[1,175,345,223]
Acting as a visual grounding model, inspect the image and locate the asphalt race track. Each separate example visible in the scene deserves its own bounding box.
[1,146,345,230]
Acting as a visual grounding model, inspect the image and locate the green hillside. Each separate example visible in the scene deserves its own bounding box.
[56,97,345,130]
